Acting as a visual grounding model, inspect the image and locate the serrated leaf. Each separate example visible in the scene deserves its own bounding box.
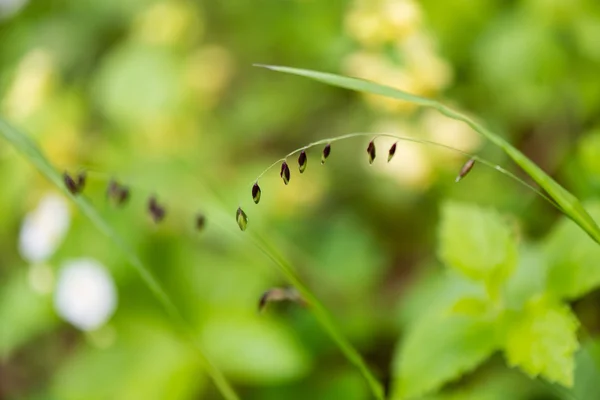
[450,296,490,317]
[504,246,547,310]
[542,202,600,300]
[256,64,600,246]
[438,201,517,283]
[571,340,600,400]
[391,312,497,399]
[504,299,579,387]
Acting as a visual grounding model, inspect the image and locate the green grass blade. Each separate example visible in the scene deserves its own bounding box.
[255,64,600,245]
[0,117,240,400]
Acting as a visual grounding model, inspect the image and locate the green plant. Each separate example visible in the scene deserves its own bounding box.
[0,118,240,400]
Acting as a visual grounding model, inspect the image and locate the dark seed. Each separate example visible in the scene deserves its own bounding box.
[63,172,79,195]
[107,180,130,206]
[298,150,307,173]
[321,143,331,164]
[455,158,476,183]
[76,171,86,192]
[252,182,261,204]
[258,287,305,313]
[388,142,397,162]
[280,161,290,185]
[367,140,376,164]
[196,214,206,231]
[236,207,248,231]
[148,196,166,223]
[116,186,130,205]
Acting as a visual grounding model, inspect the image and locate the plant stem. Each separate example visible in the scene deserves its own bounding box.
[180,161,386,399]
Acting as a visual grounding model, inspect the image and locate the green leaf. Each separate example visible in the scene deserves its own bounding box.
[53,318,205,400]
[438,201,517,284]
[503,299,579,387]
[255,64,600,246]
[200,314,312,384]
[0,270,57,358]
[504,246,547,310]
[570,340,600,400]
[542,201,600,300]
[450,296,490,317]
[391,312,498,399]
[0,117,239,400]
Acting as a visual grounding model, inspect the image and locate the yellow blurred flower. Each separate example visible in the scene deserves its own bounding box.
[344,0,452,114]
[132,0,203,46]
[345,0,421,47]
[371,121,434,190]
[183,45,235,109]
[2,48,56,120]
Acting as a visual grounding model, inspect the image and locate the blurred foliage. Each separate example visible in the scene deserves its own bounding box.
[1,0,600,399]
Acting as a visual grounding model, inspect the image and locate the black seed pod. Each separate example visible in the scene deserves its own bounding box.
[107,180,119,199]
[107,180,130,206]
[76,171,86,192]
[196,214,206,231]
[258,287,305,313]
[148,196,166,223]
[117,186,130,205]
[298,150,307,173]
[388,142,397,162]
[280,161,290,185]
[63,172,79,195]
[252,182,261,204]
[455,158,476,183]
[321,143,331,164]
[367,140,376,164]
[236,207,248,231]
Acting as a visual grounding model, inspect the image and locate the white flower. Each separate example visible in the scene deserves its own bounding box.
[19,193,70,263]
[54,259,117,331]
[0,0,28,18]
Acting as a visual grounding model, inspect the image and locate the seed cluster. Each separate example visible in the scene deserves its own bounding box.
[63,170,206,231]
[258,286,305,313]
[63,171,86,195]
[107,180,130,206]
[239,139,478,232]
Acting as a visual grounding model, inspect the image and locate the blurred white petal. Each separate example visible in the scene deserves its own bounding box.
[19,194,70,263]
[0,0,28,18]
[54,259,117,331]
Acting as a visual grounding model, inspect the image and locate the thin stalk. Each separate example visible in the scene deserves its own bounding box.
[0,118,239,400]
[177,161,386,399]
[249,230,386,399]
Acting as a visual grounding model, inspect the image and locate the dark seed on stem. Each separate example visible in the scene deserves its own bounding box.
[388,142,397,162]
[367,140,376,164]
[236,207,248,231]
[252,182,261,204]
[298,150,307,173]
[76,171,86,192]
[63,172,79,195]
[196,214,206,231]
[280,161,290,185]
[321,143,331,164]
[117,186,130,205]
[455,158,476,183]
[258,287,305,313]
[148,196,166,223]
[107,180,130,206]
